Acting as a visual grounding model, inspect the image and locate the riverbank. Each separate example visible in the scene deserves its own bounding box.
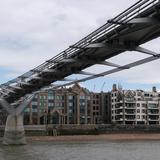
[26,133,160,143]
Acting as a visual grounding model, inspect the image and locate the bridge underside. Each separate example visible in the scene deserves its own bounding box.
[2,0,160,104]
[0,0,160,144]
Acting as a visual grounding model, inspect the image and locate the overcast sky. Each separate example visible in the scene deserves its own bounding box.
[0,0,160,92]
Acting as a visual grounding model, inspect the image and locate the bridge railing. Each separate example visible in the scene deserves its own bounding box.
[0,0,159,96]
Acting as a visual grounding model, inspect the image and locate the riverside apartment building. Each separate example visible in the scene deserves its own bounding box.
[111,85,160,125]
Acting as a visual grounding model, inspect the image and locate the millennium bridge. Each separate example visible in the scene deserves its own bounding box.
[0,0,160,144]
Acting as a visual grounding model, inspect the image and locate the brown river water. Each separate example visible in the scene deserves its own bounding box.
[0,139,160,160]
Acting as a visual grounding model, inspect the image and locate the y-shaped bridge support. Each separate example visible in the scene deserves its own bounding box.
[0,95,33,145]
[3,113,26,145]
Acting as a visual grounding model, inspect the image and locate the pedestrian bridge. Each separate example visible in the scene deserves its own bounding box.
[0,0,160,144]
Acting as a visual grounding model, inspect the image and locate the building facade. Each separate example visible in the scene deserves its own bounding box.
[111,85,160,125]
[24,83,99,125]
[1,83,160,126]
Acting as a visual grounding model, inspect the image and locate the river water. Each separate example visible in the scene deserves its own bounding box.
[0,140,160,160]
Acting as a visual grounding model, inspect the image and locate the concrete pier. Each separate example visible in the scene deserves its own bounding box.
[3,114,26,145]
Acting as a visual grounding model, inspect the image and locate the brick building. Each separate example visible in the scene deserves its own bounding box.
[24,83,95,125]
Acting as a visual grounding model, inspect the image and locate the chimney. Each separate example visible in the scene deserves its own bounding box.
[152,86,157,92]
[112,84,117,91]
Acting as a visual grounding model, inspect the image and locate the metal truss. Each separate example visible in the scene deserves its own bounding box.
[0,0,160,103]
[43,53,160,91]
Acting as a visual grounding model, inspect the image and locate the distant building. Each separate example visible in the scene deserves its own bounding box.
[111,85,160,125]
[23,83,111,125]
[90,92,111,124]
[24,83,95,125]
[2,83,160,126]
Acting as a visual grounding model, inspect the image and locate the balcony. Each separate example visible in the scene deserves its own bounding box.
[115,106,123,109]
[148,118,159,121]
[115,112,123,115]
[115,118,123,121]
[125,107,136,110]
[148,112,159,115]
[148,107,159,110]
[125,112,136,115]
[125,118,136,121]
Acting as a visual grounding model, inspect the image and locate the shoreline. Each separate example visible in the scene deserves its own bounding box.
[26,133,160,143]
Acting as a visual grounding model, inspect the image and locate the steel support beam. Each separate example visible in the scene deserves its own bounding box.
[86,43,160,57]
[62,78,78,81]
[134,46,159,56]
[60,58,77,63]
[42,69,56,73]
[49,54,160,90]
[46,58,76,63]
[2,88,15,93]
[31,76,41,80]
[98,61,130,68]
[129,17,160,24]
[0,90,8,96]
[10,85,22,90]
[78,71,97,76]
[18,81,31,86]
[86,43,128,50]
[108,17,160,25]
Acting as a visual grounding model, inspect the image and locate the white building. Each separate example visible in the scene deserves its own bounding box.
[111,85,160,125]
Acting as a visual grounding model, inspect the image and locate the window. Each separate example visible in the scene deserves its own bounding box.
[80,102,85,106]
[142,115,146,119]
[137,109,140,113]
[142,109,146,113]
[142,104,146,108]
[69,95,73,100]
[56,95,63,100]
[144,93,149,97]
[32,101,38,105]
[80,95,85,99]
[43,95,47,99]
[87,96,90,100]
[32,108,38,112]
[69,102,73,107]
[137,115,140,119]
[24,108,30,112]
[137,103,140,107]
[48,95,54,100]
[148,103,157,108]
[48,103,54,107]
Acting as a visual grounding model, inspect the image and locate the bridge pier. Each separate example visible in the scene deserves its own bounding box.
[3,113,26,145]
[0,95,34,145]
